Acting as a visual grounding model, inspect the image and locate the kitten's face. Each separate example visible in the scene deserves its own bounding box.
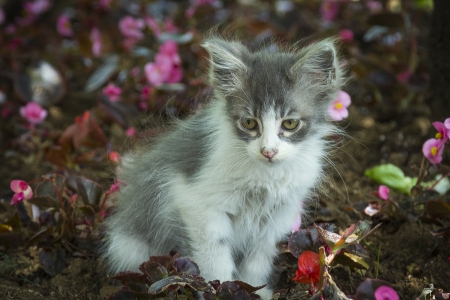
[203,38,342,164]
[230,103,311,164]
[226,57,315,164]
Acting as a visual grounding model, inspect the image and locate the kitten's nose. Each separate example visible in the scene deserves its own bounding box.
[261,148,278,159]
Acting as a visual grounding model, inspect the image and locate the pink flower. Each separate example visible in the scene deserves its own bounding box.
[377,185,390,200]
[145,54,173,86]
[102,83,122,102]
[119,16,145,40]
[57,14,73,37]
[90,27,102,57]
[433,120,450,142]
[374,286,399,300]
[328,90,351,121]
[10,180,33,205]
[320,0,339,22]
[423,138,445,165]
[338,29,354,42]
[20,102,48,124]
[144,40,183,85]
[160,40,181,64]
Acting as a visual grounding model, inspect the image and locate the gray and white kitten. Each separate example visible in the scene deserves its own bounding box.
[103,38,343,300]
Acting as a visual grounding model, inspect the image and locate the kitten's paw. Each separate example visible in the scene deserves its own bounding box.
[256,287,273,300]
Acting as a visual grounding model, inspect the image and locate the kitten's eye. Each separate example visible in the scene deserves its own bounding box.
[241,118,258,130]
[282,119,300,131]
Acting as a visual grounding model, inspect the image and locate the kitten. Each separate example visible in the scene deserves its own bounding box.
[102,37,343,300]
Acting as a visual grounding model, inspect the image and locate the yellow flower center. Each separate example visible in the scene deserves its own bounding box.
[335,102,343,110]
[431,146,438,156]
[436,132,442,139]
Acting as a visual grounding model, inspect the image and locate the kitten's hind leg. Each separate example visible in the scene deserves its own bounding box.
[105,232,151,273]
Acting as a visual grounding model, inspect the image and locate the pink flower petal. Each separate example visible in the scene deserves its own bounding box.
[338,29,354,42]
[22,185,34,199]
[90,27,102,57]
[20,102,48,124]
[378,185,390,200]
[11,192,24,205]
[337,90,351,107]
[10,180,25,193]
[119,16,144,40]
[103,83,122,102]
[56,14,73,37]
[166,65,183,84]
[422,138,445,165]
[444,118,450,129]
[374,286,399,300]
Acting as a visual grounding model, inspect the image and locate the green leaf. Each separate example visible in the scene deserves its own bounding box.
[364,164,417,194]
[333,251,369,270]
[415,0,433,10]
[84,55,119,93]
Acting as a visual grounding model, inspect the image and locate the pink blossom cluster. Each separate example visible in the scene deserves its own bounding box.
[422,118,450,164]
[144,40,182,86]
[328,90,351,121]
[10,180,33,205]
[118,15,145,51]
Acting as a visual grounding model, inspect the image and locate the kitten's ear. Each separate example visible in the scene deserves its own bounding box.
[291,39,341,91]
[202,38,249,94]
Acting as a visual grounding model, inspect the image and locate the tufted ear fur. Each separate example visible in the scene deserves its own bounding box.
[202,38,250,95]
[290,39,342,101]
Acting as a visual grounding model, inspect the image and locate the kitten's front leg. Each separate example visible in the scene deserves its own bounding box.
[238,242,276,300]
[187,212,235,282]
